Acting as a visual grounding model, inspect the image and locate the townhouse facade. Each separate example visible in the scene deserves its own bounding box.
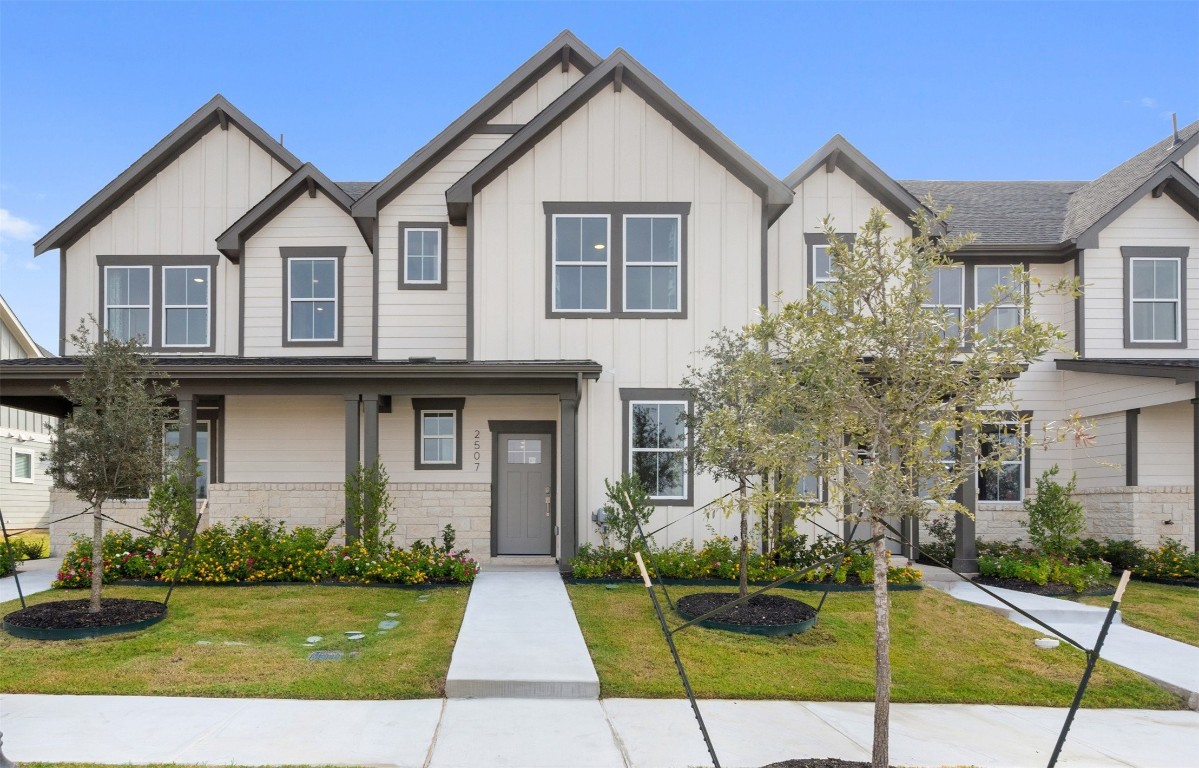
[0,296,56,532]
[2,32,1195,566]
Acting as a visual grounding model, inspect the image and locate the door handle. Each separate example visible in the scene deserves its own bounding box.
[544,487,551,517]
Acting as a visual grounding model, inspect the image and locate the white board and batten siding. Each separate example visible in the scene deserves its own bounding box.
[1083,193,1199,359]
[61,124,293,355]
[240,192,373,357]
[486,65,584,126]
[473,83,766,546]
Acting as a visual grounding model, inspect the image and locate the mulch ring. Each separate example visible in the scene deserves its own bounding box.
[676,592,816,627]
[762,760,893,768]
[973,576,1115,598]
[3,598,166,629]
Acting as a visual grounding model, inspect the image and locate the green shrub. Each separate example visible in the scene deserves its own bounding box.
[919,514,956,565]
[1134,539,1199,581]
[598,474,655,551]
[1076,537,1146,575]
[345,458,396,556]
[978,550,1110,592]
[1022,466,1085,555]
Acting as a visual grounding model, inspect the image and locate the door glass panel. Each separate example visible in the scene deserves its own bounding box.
[507,438,542,465]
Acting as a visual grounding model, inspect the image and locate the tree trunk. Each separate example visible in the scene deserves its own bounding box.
[738,478,749,598]
[90,504,103,613]
[869,513,891,768]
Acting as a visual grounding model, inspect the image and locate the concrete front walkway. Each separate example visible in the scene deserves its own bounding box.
[0,555,59,604]
[2,693,1196,767]
[444,569,600,698]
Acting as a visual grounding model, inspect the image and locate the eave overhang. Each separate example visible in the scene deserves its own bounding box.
[1073,163,1199,249]
[1056,358,1199,384]
[783,135,925,227]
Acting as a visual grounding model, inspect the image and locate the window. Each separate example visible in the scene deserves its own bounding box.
[552,214,610,312]
[804,233,855,305]
[975,265,1021,334]
[978,418,1025,502]
[400,223,448,289]
[164,421,211,498]
[545,203,690,319]
[162,266,210,347]
[917,428,957,500]
[105,266,151,343]
[1129,257,1182,343]
[621,388,692,504]
[412,398,464,470]
[11,449,33,484]
[624,215,681,311]
[923,265,964,340]
[287,258,338,342]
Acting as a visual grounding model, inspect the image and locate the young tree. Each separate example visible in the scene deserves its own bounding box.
[345,458,396,555]
[683,329,777,597]
[749,207,1078,768]
[47,321,176,612]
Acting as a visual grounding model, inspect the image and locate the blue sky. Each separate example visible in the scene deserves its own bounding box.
[1,1,1196,350]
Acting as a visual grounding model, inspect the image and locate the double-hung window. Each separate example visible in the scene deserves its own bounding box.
[621,389,691,504]
[412,398,464,470]
[923,265,964,340]
[105,266,152,344]
[811,245,836,296]
[288,258,338,342]
[552,214,610,312]
[164,420,211,498]
[400,223,447,289]
[624,215,681,312]
[11,449,34,484]
[975,265,1021,334]
[163,266,211,347]
[1128,256,1183,343]
[978,418,1025,502]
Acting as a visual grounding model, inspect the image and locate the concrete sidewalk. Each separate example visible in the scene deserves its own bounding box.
[0,556,59,604]
[2,693,1196,767]
[445,569,600,698]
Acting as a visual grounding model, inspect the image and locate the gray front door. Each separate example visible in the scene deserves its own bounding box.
[497,433,553,555]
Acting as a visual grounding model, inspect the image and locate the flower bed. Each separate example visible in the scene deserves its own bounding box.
[976,546,1110,593]
[1132,540,1199,585]
[53,518,479,589]
[569,536,922,586]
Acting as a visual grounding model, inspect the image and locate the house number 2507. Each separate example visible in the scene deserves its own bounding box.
[473,430,481,471]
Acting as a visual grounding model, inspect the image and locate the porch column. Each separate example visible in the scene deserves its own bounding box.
[344,395,360,542]
[954,421,979,573]
[1125,409,1139,486]
[362,394,380,468]
[177,392,198,509]
[1192,389,1198,551]
[559,392,579,572]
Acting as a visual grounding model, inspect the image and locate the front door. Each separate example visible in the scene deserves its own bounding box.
[496,433,553,555]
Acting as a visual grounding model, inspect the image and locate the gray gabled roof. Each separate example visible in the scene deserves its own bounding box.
[337,182,377,202]
[1063,119,1199,246]
[899,180,1086,246]
[216,163,361,262]
[34,94,303,256]
[447,49,794,225]
[785,135,925,225]
[349,30,602,220]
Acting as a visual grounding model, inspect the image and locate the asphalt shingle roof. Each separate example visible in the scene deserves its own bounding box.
[336,182,378,202]
[899,180,1085,245]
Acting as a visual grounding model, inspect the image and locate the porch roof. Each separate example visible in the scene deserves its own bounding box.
[1056,358,1199,384]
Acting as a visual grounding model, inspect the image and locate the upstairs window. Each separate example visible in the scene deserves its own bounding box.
[552,214,610,312]
[105,266,151,344]
[975,265,1021,334]
[922,265,964,340]
[287,258,338,342]
[624,215,680,312]
[811,245,835,295]
[162,266,210,347]
[1129,257,1182,343]
[400,223,447,290]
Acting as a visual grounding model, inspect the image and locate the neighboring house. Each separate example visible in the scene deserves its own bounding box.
[1,31,1194,568]
[0,295,55,532]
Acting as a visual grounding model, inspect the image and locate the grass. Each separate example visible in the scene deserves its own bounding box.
[1078,578,1199,647]
[0,583,468,699]
[21,765,361,768]
[567,583,1183,708]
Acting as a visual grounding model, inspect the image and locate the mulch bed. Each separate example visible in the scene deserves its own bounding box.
[3,598,166,629]
[676,592,816,627]
[763,760,892,768]
[973,575,1115,598]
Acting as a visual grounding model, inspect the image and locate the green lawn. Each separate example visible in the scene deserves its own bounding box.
[1078,578,1199,647]
[21,765,359,768]
[567,583,1183,708]
[0,584,468,699]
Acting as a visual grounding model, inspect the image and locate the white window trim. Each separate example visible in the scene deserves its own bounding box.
[104,265,153,346]
[811,244,837,293]
[923,265,965,339]
[161,265,211,348]
[1128,256,1182,343]
[420,410,456,465]
[11,448,34,484]
[978,419,1024,503]
[287,257,339,342]
[403,227,442,285]
[974,265,1022,332]
[622,214,682,313]
[551,213,611,313]
[164,420,212,498]
[628,399,689,500]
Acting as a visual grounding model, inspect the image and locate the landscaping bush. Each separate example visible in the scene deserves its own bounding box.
[977,549,1110,592]
[53,517,479,588]
[1133,539,1199,582]
[918,514,956,565]
[1075,537,1147,575]
[1021,465,1085,555]
[2,535,47,564]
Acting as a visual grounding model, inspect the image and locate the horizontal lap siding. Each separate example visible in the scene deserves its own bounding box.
[62,125,291,354]
[1074,412,1125,490]
[1137,401,1194,486]
[1063,371,1193,416]
[474,83,765,547]
[0,436,53,528]
[241,192,372,356]
[1084,193,1199,357]
[223,395,345,483]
